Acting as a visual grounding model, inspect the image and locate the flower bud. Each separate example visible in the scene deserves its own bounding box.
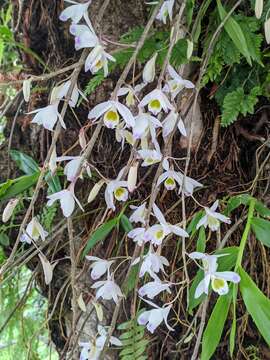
[23,79,31,102]
[49,147,57,175]
[143,53,157,84]
[2,199,19,223]
[265,17,270,44]
[79,128,87,149]
[128,163,138,192]
[255,0,263,19]
[187,39,193,59]
[87,180,105,203]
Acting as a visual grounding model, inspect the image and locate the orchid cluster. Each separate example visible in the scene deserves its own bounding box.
[2,0,242,358]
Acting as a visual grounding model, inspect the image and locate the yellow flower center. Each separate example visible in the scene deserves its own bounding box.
[145,157,155,165]
[114,187,126,200]
[212,278,226,291]
[208,216,219,230]
[94,59,103,71]
[155,229,164,240]
[104,109,119,128]
[149,99,161,111]
[32,226,39,238]
[165,177,175,189]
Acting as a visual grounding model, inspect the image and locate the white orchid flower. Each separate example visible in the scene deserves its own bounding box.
[56,156,91,182]
[132,247,169,279]
[143,53,158,83]
[88,100,135,129]
[55,80,87,107]
[59,0,91,24]
[128,227,148,246]
[129,203,147,225]
[162,110,187,138]
[20,217,48,244]
[164,65,195,99]
[105,179,129,211]
[2,198,19,223]
[96,325,122,349]
[138,298,174,333]
[69,24,98,50]
[86,256,115,280]
[29,103,66,131]
[140,89,173,115]
[133,112,162,140]
[47,187,83,217]
[85,44,116,77]
[156,0,175,24]
[138,149,162,166]
[157,160,203,195]
[91,275,123,303]
[117,83,145,107]
[145,203,188,245]
[139,280,171,299]
[196,200,231,232]
[189,252,240,298]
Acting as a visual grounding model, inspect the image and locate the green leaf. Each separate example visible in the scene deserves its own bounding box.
[186,0,195,26]
[0,173,40,202]
[251,217,270,247]
[122,263,139,296]
[170,39,188,66]
[82,217,118,257]
[239,267,270,346]
[229,285,238,357]
[216,0,251,65]
[225,194,251,215]
[221,86,261,127]
[120,214,133,233]
[196,227,206,253]
[201,292,232,360]
[254,200,270,218]
[10,150,39,175]
[0,233,10,247]
[187,210,204,237]
[0,179,13,198]
[45,172,62,193]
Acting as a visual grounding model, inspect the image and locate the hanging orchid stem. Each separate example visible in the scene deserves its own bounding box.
[235,198,256,269]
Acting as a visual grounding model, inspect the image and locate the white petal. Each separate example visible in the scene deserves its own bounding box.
[88,101,112,120]
[214,271,240,283]
[115,102,135,127]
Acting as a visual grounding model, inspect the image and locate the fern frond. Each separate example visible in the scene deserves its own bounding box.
[118,315,149,360]
[221,86,261,126]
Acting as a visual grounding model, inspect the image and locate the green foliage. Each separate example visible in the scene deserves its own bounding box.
[82,217,119,257]
[216,0,251,65]
[221,86,261,126]
[0,172,40,202]
[0,266,58,359]
[120,214,133,233]
[40,204,58,231]
[251,217,270,247]
[10,149,39,175]
[202,5,265,127]
[201,291,232,360]
[239,267,270,346]
[118,315,149,360]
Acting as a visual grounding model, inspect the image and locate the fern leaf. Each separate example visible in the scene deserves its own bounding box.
[221,86,261,126]
[118,315,149,360]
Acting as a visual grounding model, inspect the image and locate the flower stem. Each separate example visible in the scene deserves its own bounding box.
[235,198,256,269]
